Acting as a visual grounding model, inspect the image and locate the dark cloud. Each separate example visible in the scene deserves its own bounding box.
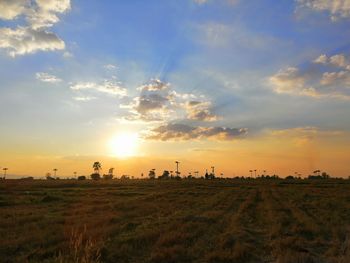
[146,123,247,141]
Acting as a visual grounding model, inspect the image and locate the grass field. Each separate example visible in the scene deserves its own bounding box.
[1,179,350,263]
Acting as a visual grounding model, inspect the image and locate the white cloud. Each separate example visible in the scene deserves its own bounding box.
[70,80,127,97]
[330,54,348,67]
[313,54,328,64]
[269,67,309,94]
[137,78,170,91]
[36,72,62,83]
[104,64,117,70]
[0,0,27,20]
[63,51,73,58]
[73,96,96,102]
[297,0,350,20]
[0,0,70,56]
[269,53,350,100]
[0,27,65,57]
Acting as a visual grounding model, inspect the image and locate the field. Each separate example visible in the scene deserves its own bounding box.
[1,179,350,263]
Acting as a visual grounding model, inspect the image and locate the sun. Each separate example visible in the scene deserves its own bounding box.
[109,133,139,158]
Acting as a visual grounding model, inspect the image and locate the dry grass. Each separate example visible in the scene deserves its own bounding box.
[1,179,350,262]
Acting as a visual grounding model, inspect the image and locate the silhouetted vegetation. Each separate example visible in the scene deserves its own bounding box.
[91,161,102,180]
[148,169,156,179]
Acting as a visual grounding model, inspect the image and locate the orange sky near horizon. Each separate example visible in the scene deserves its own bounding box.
[2,129,349,179]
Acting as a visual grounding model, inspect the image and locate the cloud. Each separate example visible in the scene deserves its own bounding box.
[70,80,127,97]
[193,0,239,5]
[313,54,328,64]
[0,27,65,57]
[0,0,70,56]
[26,0,71,29]
[122,79,175,121]
[146,123,247,141]
[269,126,343,146]
[314,53,349,68]
[269,53,350,100]
[0,0,27,20]
[73,96,96,102]
[137,78,169,91]
[36,72,62,83]
[104,64,117,70]
[121,79,218,122]
[296,0,350,20]
[184,101,218,121]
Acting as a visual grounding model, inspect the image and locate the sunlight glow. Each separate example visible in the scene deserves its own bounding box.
[109,133,139,158]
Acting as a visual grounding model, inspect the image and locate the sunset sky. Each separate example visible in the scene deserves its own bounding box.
[0,0,350,178]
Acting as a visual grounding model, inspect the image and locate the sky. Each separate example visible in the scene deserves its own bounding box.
[0,0,350,178]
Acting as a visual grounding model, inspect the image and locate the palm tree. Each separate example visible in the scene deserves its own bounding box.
[53,168,57,177]
[263,170,266,176]
[93,162,102,174]
[211,166,215,175]
[73,171,77,178]
[254,169,257,178]
[249,170,253,177]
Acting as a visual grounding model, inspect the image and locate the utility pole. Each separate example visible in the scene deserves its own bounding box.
[175,161,180,177]
[3,168,8,179]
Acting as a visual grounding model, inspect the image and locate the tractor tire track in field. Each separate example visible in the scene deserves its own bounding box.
[149,186,251,263]
[205,187,272,262]
[262,186,326,263]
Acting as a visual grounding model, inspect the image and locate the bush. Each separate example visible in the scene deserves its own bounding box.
[90,173,101,180]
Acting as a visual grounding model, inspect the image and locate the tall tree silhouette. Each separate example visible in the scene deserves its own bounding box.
[149,169,156,179]
[93,162,102,174]
[53,168,57,177]
[249,170,253,177]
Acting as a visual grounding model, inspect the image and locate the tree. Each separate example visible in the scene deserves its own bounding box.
[91,161,102,180]
[93,162,102,174]
[53,168,57,177]
[78,175,86,180]
[90,173,101,180]
[149,169,156,179]
[46,173,55,180]
[103,168,114,180]
[159,170,170,179]
[321,172,330,179]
